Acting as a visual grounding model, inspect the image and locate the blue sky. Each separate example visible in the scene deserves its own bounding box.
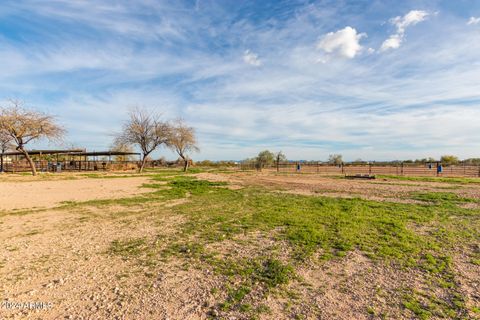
[1,0,480,161]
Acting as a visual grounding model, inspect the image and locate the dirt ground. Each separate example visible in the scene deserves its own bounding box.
[0,171,479,319]
[0,176,150,211]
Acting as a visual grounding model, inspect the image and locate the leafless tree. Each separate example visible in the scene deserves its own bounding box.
[0,100,65,176]
[116,108,170,172]
[274,151,287,172]
[167,119,199,172]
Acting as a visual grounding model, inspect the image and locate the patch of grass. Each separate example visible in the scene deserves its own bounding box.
[213,257,294,314]
[420,253,451,274]
[402,289,466,320]
[366,306,376,315]
[257,258,294,287]
[410,192,477,204]
[402,293,432,320]
[379,175,480,185]
[109,238,147,259]
[177,188,468,263]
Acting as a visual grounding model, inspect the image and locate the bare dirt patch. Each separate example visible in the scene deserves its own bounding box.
[269,250,418,320]
[0,177,151,211]
[0,204,222,319]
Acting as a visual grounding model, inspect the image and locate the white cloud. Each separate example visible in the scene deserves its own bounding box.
[380,34,402,51]
[391,10,429,34]
[381,10,428,51]
[467,17,480,25]
[243,50,262,66]
[317,26,365,59]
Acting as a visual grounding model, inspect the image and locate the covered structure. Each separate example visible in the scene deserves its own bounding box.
[1,149,141,173]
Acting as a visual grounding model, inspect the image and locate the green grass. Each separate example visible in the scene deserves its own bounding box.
[410,191,478,204]
[109,238,147,258]
[379,175,480,184]
[96,173,479,318]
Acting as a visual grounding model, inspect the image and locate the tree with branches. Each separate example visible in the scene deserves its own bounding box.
[328,154,343,166]
[274,151,287,172]
[116,108,170,173]
[167,119,199,172]
[0,100,65,176]
[256,150,275,170]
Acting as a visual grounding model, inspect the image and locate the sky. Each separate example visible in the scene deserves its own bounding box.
[0,0,480,161]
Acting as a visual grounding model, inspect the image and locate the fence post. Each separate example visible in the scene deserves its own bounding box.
[341,163,344,174]
[369,163,372,175]
[401,162,404,176]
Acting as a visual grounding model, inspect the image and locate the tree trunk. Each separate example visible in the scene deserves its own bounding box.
[139,154,147,173]
[139,152,151,173]
[0,152,3,173]
[20,148,37,176]
[183,157,189,172]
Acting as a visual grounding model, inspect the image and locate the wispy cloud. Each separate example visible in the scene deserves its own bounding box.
[381,10,429,51]
[0,1,479,160]
[467,16,480,25]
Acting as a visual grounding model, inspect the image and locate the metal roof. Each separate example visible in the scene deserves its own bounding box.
[1,150,140,157]
[1,149,85,156]
[65,151,140,156]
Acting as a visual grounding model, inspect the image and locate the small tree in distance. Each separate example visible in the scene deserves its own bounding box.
[328,154,343,165]
[275,151,287,164]
[167,119,199,172]
[440,155,459,166]
[0,100,65,176]
[256,150,275,169]
[274,151,287,172]
[116,108,170,173]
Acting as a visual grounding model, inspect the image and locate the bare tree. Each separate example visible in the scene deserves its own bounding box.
[0,100,65,176]
[167,119,199,172]
[274,151,287,172]
[116,108,170,172]
[0,131,13,173]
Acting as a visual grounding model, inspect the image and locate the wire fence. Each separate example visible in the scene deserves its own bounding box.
[239,162,480,178]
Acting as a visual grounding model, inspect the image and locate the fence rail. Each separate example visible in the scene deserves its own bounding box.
[239,162,480,178]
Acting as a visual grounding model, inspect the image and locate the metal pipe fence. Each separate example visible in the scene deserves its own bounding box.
[239,162,480,178]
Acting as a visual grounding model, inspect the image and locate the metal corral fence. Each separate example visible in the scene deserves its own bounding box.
[2,160,140,173]
[2,159,188,173]
[239,162,480,178]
